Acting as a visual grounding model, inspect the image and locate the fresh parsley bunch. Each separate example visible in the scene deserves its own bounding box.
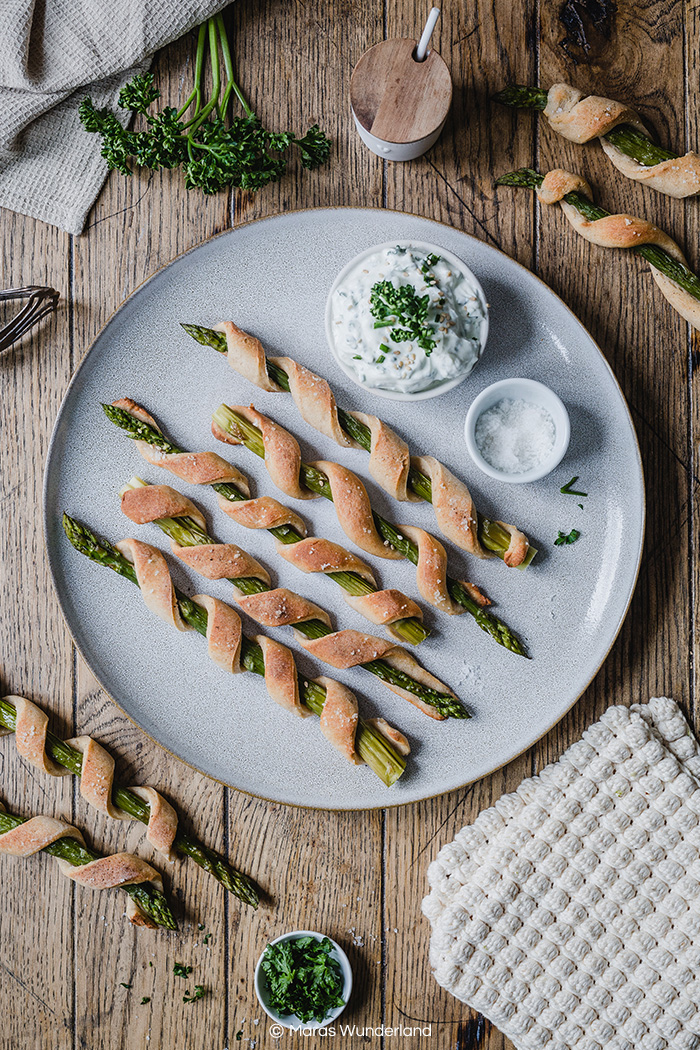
[79,15,331,195]
[261,936,345,1024]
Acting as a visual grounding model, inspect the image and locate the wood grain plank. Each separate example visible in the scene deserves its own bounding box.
[534,0,691,739]
[0,212,74,1050]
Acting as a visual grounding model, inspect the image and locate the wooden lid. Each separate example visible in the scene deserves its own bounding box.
[350,38,452,145]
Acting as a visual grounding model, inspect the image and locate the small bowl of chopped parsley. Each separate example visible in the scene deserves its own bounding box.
[254,930,352,1030]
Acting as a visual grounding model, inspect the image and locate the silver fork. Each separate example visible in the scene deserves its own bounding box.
[0,286,59,354]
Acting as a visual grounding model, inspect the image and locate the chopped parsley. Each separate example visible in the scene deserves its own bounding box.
[369,279,437,356]
[173,963,193,978]
[554,529,581,546]
[198,923,205,930]
[120,983,132,989]
[203,933,212,945]
[352,354,361,359]
[183,985,206,1004]
[260,936,345,1024]
[560,476,587,496]
[140,997,151,1005]
[235,1030,244,1041]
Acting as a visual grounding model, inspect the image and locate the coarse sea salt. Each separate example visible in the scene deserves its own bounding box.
[475,397,556,474]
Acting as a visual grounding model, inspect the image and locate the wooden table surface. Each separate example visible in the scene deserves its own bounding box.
[1,0,696,1047]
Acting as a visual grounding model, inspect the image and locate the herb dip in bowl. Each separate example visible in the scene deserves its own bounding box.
[325,241,488,401]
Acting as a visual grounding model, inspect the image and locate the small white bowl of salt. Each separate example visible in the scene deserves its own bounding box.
[464,378,570,484]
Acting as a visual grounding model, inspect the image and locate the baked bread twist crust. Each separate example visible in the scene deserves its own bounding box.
[537,169,700,330]
[544,83,700,199]
[0,798,163,926]
[1,695,179,860]
[215,406,491,617]
[212,322,529,566]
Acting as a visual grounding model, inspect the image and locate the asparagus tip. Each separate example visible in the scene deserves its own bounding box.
[495,168,544,189]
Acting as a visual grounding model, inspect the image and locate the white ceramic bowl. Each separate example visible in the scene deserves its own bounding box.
[254,930,353,1030]
[464,377,571,484]
[324,240,489,402]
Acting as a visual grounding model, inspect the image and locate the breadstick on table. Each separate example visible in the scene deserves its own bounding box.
[0,800,175,929]
[497,166,700,332]
[494,82,700,199]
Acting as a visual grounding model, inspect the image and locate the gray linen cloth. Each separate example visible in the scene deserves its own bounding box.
[0,0,231,234]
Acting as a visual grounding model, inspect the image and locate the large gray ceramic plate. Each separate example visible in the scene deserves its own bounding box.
[44,208,644,809]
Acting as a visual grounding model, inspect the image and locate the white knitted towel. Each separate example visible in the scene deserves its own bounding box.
[423,698,700,1050]
[0,0,232,235]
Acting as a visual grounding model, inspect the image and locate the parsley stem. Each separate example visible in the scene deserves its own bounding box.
[216,14,254,120]
[184,20,222,136]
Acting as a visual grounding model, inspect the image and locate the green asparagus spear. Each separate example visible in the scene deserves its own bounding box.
[492,86,679,168]
[210,404,529,659]
[61,515,412,781]
[496,168,700,303]
[179,324,537,569]
[117,476,465,717]
[0,696,258,909]
[0,806,177,929]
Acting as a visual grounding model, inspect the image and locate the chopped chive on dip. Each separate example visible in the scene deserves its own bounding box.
[260,936,345,1024]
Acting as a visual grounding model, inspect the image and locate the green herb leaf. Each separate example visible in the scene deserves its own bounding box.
[260,936,345,1024]
[560,476,587,496]
[369,280,437,356]
[236,1030,243,1041]
[198,923,205,931]
[78,23,331,197]
[140,997,151,1005]
[203,932,212,944]
[120,983,132,989]
[173,963,193,978]
[554,529,581,546]
[183,985,206,1004]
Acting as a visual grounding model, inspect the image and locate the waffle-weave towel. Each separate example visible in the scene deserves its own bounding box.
[423,698,700,1050]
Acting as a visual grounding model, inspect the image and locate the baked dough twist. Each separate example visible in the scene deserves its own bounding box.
[543,83,700,199]
[120,488,451,719]
[122,482,423,637]
[0,695,179,859]
[212,322,529,566]
[0,801,164,927]
[112,536,401,757]
[536,169,700,330]
[213,405,492,618]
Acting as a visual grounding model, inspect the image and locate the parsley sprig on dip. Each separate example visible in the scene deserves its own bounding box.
[329,244,487,396]
[260,935,346,1024]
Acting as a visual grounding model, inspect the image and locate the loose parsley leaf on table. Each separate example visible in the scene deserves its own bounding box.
[183,985,206,1004]
[173,962,193,978]
[261,936,345,1024]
